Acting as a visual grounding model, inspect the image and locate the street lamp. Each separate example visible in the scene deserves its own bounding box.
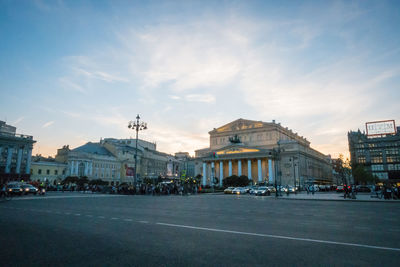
[128,114,147,186]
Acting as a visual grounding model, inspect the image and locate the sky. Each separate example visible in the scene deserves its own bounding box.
[1,0,399,159]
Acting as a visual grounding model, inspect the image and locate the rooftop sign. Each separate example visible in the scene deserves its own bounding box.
[366,120,396,136]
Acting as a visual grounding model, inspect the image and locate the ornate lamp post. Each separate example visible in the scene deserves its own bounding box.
[128,114,147,186]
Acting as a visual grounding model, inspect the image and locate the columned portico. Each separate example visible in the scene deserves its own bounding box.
[248,160,252,180]
[219,161,223,187]
[16,147,23,174]
[238,160,242,176]
[228,160,232,176]
[5,146,13,173]
[202,162,207,186]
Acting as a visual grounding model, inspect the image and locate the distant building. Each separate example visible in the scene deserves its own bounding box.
[348,123,400,181]
[55,143,121,185]
[0,121,36,183]
[195,118,333,187]
[30,156,68,184]
[55,138,182,185]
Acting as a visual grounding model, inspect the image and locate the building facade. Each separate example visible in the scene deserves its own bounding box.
[30,156,68,184]
[0,121,35,183]
[348,126,400,181]
[195,119,333,187]
[55,138,184,185]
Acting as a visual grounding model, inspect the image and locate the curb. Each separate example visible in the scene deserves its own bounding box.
[273,197,399,203]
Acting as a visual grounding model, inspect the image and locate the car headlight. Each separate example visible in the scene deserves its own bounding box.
[19,188,23,191]
[8,189,12,192]
[25,188,29,191]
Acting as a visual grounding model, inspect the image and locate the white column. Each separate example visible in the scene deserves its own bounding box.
[219,161,223,187]
[25,148,32,174]
[258,159,262,182]
[75,161,79,175]
[89,162,93,175]
[211,162,215,185]
[202,162,207,186]
[16,147,23,174]
[268,159,274,184]
[228,160,232,176]
[248,160,252,180]
[84,162,88,176]
[238,160,242,176]
[70,160,74,175]
[5,147,13,173]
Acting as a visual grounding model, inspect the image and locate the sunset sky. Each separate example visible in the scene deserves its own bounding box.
[1,0,399,159]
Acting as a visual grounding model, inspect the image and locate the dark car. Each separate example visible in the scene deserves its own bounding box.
[356,185,371,192]
[21,184,39,195]
[7,184,23,195]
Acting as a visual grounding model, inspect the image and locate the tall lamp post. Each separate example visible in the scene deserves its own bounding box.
[128,114,147,186]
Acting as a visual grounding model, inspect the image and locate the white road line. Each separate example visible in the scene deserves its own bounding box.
[75,214,81,216]
[86,215,93,217]
[98,216,105,219]
[123,219,133,222]
[111,217,119,220]
[138,220,149,224]
[12,194,126,201]
[156,222,400,252]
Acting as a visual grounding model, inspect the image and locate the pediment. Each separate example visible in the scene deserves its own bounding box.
[212,119,264,134]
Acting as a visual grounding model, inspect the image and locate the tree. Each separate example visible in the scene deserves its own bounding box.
[352,164,376,185]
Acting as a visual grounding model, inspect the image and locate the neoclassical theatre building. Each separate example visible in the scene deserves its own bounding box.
[195,119,333,187]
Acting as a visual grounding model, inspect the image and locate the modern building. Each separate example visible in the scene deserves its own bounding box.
[195,118,333,187]
[0,121,36,183]
[348,122,400,181]
[30,156,68,184]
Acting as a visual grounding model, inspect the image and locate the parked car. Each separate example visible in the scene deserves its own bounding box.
[249,186,259,195]
[267,186,276,193]
[232,187,247,195]
[288,186,297,193]
[224,187,235,194]
[20,184,39,195]
[7,184,23,195]
[255,186,270,196]
[356,185,371,192]
[336,185,344,192]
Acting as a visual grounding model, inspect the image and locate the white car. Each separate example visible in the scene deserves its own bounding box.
[232,187,247,195]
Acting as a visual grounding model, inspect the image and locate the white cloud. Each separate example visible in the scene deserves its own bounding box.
[42,121,54,128]
[184,94,215,103]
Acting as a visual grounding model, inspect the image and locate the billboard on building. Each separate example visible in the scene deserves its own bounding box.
[366,120,396,136]
[125,165,135,176]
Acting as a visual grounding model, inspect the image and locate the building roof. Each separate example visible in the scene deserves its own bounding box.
[72,142,113,156]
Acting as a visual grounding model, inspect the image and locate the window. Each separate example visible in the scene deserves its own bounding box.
[46,169,50,175]
[54,170,58,175]
[371,156,382,163]
[38,169,42,174]
[371,165,384,171]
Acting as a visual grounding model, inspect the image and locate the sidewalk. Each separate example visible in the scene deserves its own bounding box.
[276,192,399,202]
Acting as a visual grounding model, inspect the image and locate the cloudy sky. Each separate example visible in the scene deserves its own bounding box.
[1,0,399,158]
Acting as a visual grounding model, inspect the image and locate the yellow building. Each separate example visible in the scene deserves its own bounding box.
[195,119,333,187]
[31,157,68,184]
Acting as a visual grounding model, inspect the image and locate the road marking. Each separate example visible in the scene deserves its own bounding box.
[98,216,105,219]
[156,222,400,252]
[138,220,149,224]
[111,217,119,220]
[124,219,133,222]
[86,215,93,217]
[75,214,81,216]
[64,212,71,215]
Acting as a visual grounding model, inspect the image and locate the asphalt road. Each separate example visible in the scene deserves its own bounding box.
[1,192,399,266]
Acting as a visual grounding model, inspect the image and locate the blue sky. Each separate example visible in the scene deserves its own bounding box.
[1,0,399,158]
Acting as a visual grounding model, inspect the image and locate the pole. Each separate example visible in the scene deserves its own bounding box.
[134,115,139,186]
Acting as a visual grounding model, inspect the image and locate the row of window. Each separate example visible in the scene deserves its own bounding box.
[212,133,275,145]
[36,169,66,175]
